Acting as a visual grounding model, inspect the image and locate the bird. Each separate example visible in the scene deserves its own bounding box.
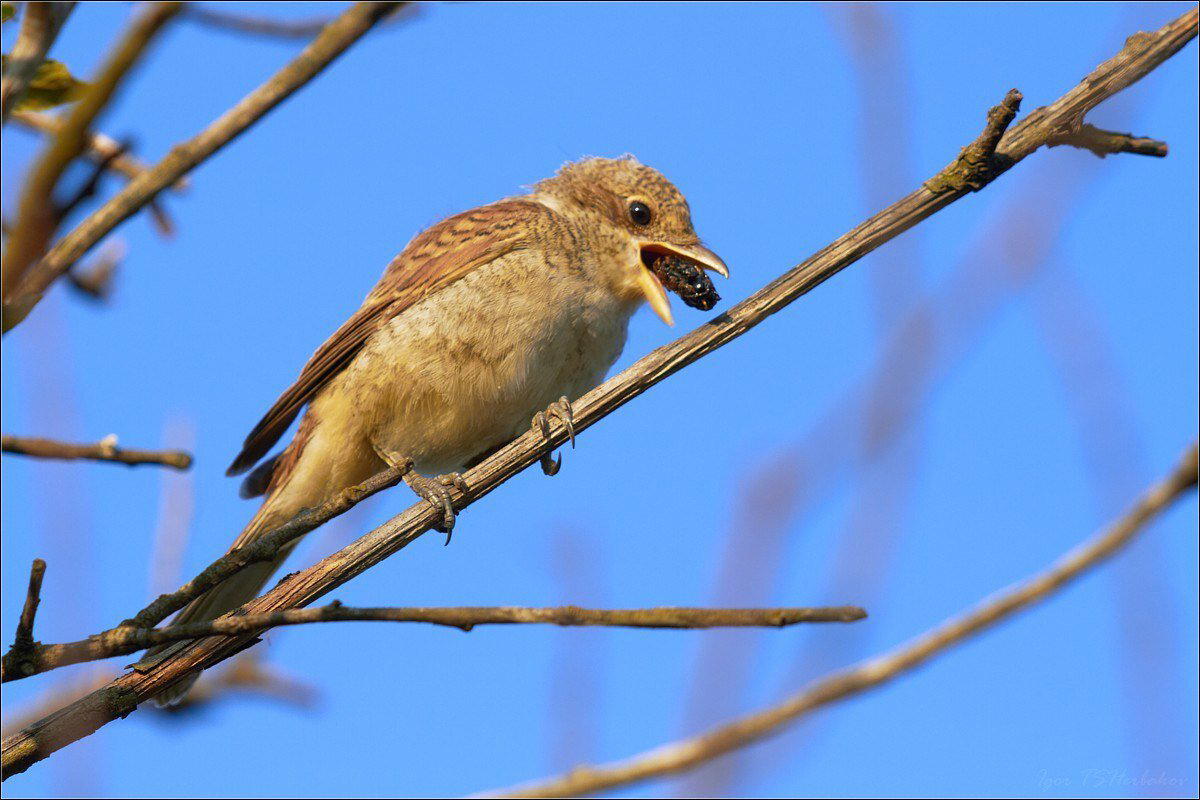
[142,155,728,704]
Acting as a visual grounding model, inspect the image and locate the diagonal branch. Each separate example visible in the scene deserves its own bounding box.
[1,434,192,470]
[0,2,77,123]
[4,604,867,680]
[1,7,1194,780]
[1,1,405,334]
[487,443,1199,798]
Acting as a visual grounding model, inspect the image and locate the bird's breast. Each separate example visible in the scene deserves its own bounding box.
[325,250,636,473]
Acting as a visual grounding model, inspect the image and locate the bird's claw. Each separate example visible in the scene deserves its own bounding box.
[439,472,470,496]
[403,470,465,545]
[532,397,575,477]
[548,396,575,449]
[539,451,562,476]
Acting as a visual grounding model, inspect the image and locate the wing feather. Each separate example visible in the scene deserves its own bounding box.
[226,199,556,476]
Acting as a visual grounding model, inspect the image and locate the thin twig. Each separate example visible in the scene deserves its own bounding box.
[2,1,404,334]
[0,2,77,123]
[1046,122,1169,157]
[0,2,182,317]
[4,605,867,680]
[1,435,192,470]
[3,560,47,683]
[487,443,1199,798]
[13,561,47,656]
[924,88,1023,192]
[1,8,1194,779]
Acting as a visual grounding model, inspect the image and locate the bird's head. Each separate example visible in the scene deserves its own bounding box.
[533,155,728,325]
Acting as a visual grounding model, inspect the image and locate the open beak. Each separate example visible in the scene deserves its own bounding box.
[635,241,729,326]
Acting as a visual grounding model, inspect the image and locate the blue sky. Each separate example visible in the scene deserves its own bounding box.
[2,2,1197,797]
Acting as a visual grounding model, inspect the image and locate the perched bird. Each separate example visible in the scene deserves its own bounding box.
[144,155,727,703]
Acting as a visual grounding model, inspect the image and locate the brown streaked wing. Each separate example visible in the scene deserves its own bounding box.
[226,199,556,477]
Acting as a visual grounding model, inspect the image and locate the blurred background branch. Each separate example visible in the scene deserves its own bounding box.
[2,0,404,333]
[10,109,191,190]
[182,2,418,40]
[681,7,927,791]
[547,529,604,774]
[680,8,1197,795]
[63,237,122,301]
[1,1,182,317]
[10,110,185,238]
[0,654,318,738]
[492,442,1198,798]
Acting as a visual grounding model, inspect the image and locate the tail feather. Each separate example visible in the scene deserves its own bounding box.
[140,497,297,707]
[239,452,282,499]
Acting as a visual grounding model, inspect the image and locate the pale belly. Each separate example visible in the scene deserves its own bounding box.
[310,255,635,476]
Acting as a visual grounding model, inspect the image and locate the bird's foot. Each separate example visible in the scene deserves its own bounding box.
[374,445,465,544]
[531,396,575,476]
[403,470,467,545]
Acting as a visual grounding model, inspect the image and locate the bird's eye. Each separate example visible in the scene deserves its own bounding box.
[628,200,652,226]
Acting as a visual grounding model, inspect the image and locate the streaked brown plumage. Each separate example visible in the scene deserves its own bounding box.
[144,155,727,704]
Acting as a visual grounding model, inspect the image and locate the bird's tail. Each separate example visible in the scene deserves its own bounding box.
[140,493,300,707]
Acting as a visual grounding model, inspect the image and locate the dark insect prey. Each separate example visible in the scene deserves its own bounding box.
[648,254,721,311]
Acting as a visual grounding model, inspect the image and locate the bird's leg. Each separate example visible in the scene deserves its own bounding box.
[404,472,468,544]
[531,396,575,476]
[372,445,466,544]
